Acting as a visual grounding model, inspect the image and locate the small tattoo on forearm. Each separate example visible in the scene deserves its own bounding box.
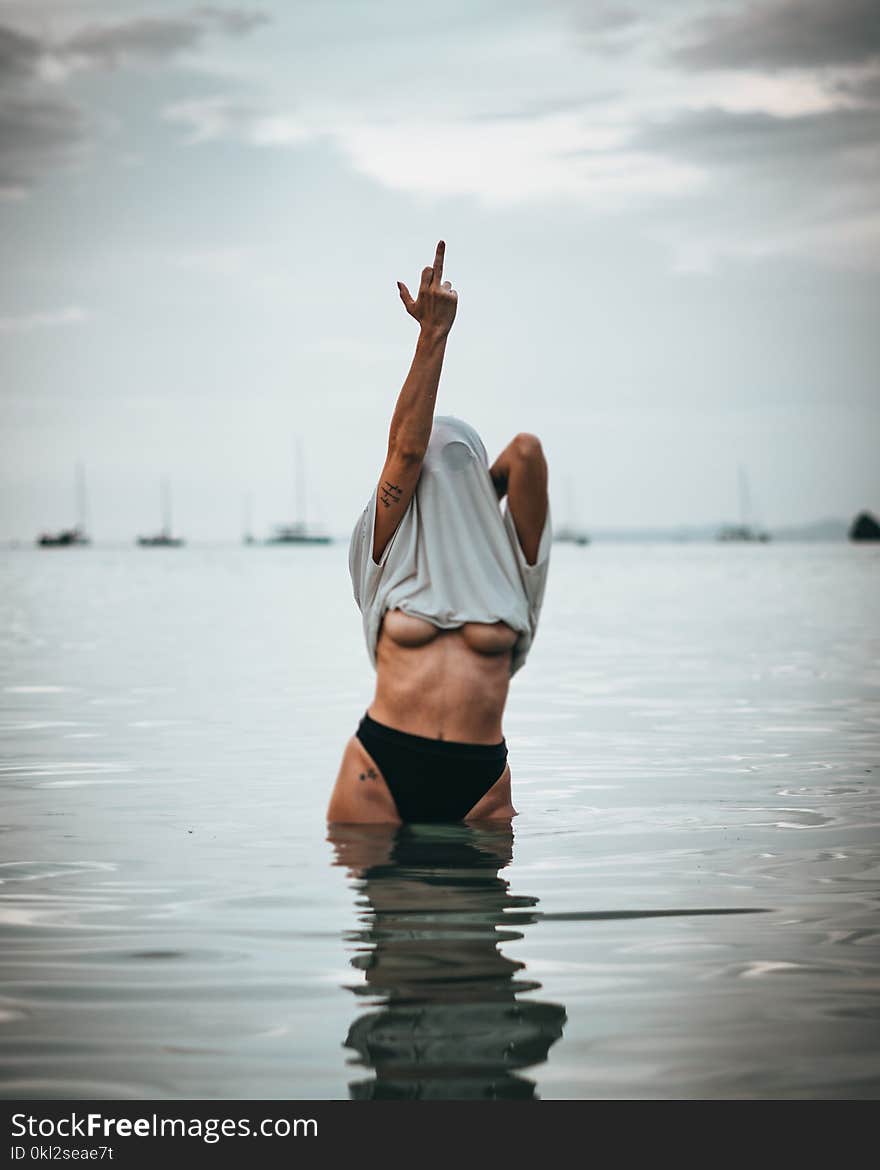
[380,481,402,509]
[358,767,378,782]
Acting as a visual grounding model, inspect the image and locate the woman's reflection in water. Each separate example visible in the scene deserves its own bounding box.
[328,822,567,1099]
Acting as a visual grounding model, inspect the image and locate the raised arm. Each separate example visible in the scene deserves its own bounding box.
[371,240,458,563]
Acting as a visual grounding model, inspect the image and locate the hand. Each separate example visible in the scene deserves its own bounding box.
[397,240,458,337]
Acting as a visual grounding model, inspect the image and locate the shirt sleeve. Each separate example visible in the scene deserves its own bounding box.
[502,497,552,650]
[348,485,408,615]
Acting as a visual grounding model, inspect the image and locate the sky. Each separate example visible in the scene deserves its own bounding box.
[1,0,878,540]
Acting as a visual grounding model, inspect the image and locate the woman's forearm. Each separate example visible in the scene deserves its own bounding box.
[387,326,449,459]
[386,241,457,459]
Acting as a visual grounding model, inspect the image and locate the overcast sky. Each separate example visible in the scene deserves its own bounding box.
[1,0,878,540]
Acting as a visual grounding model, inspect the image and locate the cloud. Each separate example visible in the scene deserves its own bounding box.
[570,2,639,34]
[0,8,270,79]
[0,23,41,82]
[56,7,269,72]
[634,105,880,165]
[0,95,86,187]
[0,306,89,333]
[2,1,877,272]
[631,103,880,269]
[162,94,299,144]
[163,97,704,206]
[336,115,702,206]
[0,7,270,192]
[154,3,878,269]
[834,68,880,105]
[60,16,206,69]
[195,7,271,38]
[675,0,880,71]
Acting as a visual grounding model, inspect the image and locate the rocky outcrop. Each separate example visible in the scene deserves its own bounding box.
[849,511,880,541]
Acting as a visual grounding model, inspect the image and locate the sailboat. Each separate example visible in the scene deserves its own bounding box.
[717,464,770,542]
[266,439,331,545]
[37,462,91,547]
[137,478,185,547]
[242,492,256,545]
[553,474,590,546]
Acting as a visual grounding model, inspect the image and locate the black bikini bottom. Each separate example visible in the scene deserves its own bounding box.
[355,712,508,823]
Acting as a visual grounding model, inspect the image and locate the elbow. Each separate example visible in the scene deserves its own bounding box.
[388,436,427,466]
[512,432,545,465]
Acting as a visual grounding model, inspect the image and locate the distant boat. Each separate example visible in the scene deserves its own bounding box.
[717,524,770,543]
[242,492,256,545]
[38,527,89,548]
[267,523,331,545]
[266,438,331,545]
[554,526,589,547]
[553,474,589,546]
[266,522,331,546]
[137,531,184,548]
[717,465,770,543]
[37,462,91,547]
[137,478,185,547]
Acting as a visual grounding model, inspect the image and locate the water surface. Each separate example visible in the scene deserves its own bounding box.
[1,542,878,1098]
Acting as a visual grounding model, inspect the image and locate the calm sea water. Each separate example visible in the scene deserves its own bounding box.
[0,541,878,1099]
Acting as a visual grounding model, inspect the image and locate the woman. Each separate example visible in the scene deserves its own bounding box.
[327,241,551,824]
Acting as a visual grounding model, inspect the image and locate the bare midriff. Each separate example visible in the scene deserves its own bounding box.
[369,608,518,743]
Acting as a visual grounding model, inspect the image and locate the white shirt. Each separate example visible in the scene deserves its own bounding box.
[348,416,552,677]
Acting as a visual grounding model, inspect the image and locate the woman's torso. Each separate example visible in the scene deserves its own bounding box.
[370,609,518,743]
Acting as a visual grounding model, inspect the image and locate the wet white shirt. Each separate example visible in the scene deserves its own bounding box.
[348,416,552,677]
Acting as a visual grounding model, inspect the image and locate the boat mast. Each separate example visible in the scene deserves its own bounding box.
[564,474,578,532]
[161,477,172,537]
[75,461,88,534]
[295,437,305,531]
[243,491,253,542]
[737,463,752,531]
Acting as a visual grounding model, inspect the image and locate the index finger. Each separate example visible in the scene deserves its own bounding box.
[431,239,445,284]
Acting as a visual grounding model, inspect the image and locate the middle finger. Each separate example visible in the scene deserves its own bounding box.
[432,239,445,284]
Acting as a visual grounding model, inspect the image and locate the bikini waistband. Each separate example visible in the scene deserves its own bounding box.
[357,711,507,760]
